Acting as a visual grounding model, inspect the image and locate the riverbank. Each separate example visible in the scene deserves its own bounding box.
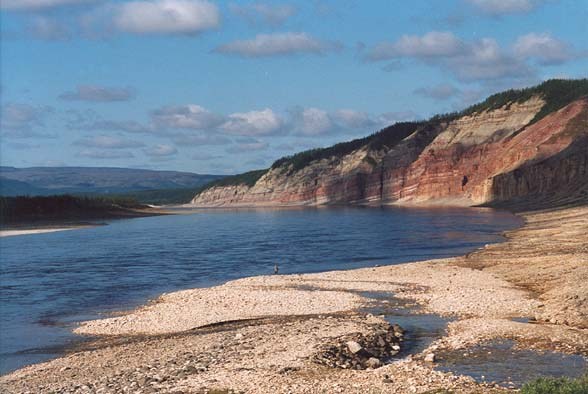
[0,195,171,238]
[0,226,93,237]
[1,206,586,393]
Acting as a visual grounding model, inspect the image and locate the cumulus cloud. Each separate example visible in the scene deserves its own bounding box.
[288,107,414,136]
[73,135,145,149]
[221,108,284,136]
[0,103,54,138]
[289,107,333,136]
[367,31,465,61]
[113,0,220,34]
[151,104,223,129]
[229,2,296,26]
[366,31,532,82]
[414,84,461,100]
[77,149,135,159]
[214,32,341,57]
[1,104,46,130]
[465,0,538,15]
[447,38,531,81]
[65,101,419,148]
[1,0,93,11]
[513,33,576,65]
[332,109,377,129]
[59,85,135,102]
[143,144,178,156]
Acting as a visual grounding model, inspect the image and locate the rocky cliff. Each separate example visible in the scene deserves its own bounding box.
[191,80,588,208]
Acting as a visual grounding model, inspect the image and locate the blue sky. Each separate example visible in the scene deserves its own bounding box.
[1,0,587,174]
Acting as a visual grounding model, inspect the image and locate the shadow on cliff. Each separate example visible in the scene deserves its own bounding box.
[483,137,588,213]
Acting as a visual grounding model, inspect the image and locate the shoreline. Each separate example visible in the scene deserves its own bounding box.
[0,225,97,238]
[1,206,586,393]
[0,207,173,238]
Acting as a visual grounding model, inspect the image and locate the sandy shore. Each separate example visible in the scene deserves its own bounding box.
[1,206,586,393]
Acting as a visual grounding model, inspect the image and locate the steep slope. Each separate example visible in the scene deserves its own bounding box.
[191,79,588,208]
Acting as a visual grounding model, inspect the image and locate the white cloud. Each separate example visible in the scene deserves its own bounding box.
[513,33,575,65]
[366,32,532,82]
[291,107,332,136]
[221,108,284,136]
[332,109,376,129]
[1,104,45,129]
[447,38,530,81]
[113,0,220,34]
[59,85,135,102]
[465,0,537,15]
[1,0,93,11]
[229,3,296,26]
[288,107,419,136]
[73,135,145,149]
[151,104,223,129]
[214,32,341,57]
[0,103,55,138]
[367,31,464,61]
[414,84,461,100]
[143,144,178,156]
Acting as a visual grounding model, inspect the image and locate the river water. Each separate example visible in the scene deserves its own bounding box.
[0,206,522,374]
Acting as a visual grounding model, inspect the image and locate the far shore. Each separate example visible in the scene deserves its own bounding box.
[0,206,173,238]
[2,205,586,393]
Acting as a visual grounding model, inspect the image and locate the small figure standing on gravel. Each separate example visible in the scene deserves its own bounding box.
[274,264,279,275]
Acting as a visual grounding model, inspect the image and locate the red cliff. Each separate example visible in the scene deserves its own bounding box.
[191,80,588,209]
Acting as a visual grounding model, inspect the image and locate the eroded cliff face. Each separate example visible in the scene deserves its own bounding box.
[191,96,588,208]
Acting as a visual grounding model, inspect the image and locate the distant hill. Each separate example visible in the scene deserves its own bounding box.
[0,166,224,198]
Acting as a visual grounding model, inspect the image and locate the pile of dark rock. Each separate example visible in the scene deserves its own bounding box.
[313,323,404,370]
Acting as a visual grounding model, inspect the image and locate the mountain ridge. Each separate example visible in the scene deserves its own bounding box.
[0,166,223,197]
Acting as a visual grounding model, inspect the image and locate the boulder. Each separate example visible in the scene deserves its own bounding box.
[346,341,363,354]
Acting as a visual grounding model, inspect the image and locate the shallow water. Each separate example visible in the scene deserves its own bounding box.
[362,292,453,356]
[0,205,521,374]
[361,293,587,386]
[436,340,588,388]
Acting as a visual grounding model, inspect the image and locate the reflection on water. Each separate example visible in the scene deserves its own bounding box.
[0,206,521,374]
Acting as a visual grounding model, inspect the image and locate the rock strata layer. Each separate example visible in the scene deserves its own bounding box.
[192,86,588,208]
